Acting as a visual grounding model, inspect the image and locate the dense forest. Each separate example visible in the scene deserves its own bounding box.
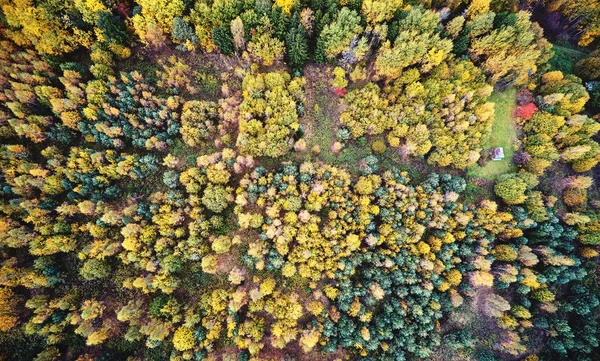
[0,1,599,361]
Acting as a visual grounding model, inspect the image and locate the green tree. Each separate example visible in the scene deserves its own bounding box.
[317,7,363,61]
[96,11,129,45]
[80,259,111,280]
[172,17,199,48]
[469,11,552,86]
[202,184,230,213]
[575,49,600,80]
[212,24,235,55]
[375,7,452,82]
[286,17,309,72]
[494,173,528,204]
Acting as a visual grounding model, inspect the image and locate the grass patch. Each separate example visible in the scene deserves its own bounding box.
[549,42,588,75]
[197,68,221,99]
[332,144,372,168]
[462,181,493,204]
[309,104,338,163]
[302,81,374,174]
[172,139,198,166]
[310,109,372,173]
[171,139,218,167]
[118,54,160,82]
[124,168,165,196]
[468,88,518,180]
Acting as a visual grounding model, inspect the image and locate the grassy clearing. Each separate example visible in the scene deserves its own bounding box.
[468,88,518,180]
[310,107,372,171]
[171,139,199,166]
[301,70,374,175]
[549,42,588,75]
[308,100,338,163]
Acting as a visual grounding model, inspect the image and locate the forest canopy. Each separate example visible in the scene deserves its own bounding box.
[0,1,599,361]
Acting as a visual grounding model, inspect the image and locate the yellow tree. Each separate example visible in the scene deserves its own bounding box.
[1,0,91,55]
[469,11,553,86]
[361,0,403,25]
[0,287,18,331]
[275,0,294,15]
[131,0,185,45]
[467,0,491,19]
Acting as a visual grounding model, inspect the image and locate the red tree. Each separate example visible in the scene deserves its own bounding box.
[333,88,347,97]
[514,102,538,121]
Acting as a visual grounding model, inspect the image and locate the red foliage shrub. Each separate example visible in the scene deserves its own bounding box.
[333,88,347,97]
[514,102,538,121]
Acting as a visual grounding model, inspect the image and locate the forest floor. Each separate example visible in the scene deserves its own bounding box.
[468,88,519,181]
[301,65,372,173]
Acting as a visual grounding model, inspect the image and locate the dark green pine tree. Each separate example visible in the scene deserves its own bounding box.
[325,0,340,18]
[314,36,327,64]
[313,10,330,63]
[270,6,289,41]
[212,24,235,56]
[311,0,326,13]
[286,13,309,73]
[96,11,129,44]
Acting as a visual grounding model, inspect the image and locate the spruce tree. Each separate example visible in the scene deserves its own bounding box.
[212,24,235,56]
[286,14,309,72]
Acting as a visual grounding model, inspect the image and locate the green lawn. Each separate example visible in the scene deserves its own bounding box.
[469,88,518,180]
[549,43,588,75]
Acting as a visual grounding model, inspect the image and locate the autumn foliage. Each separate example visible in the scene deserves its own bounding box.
[0,1,599,361]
